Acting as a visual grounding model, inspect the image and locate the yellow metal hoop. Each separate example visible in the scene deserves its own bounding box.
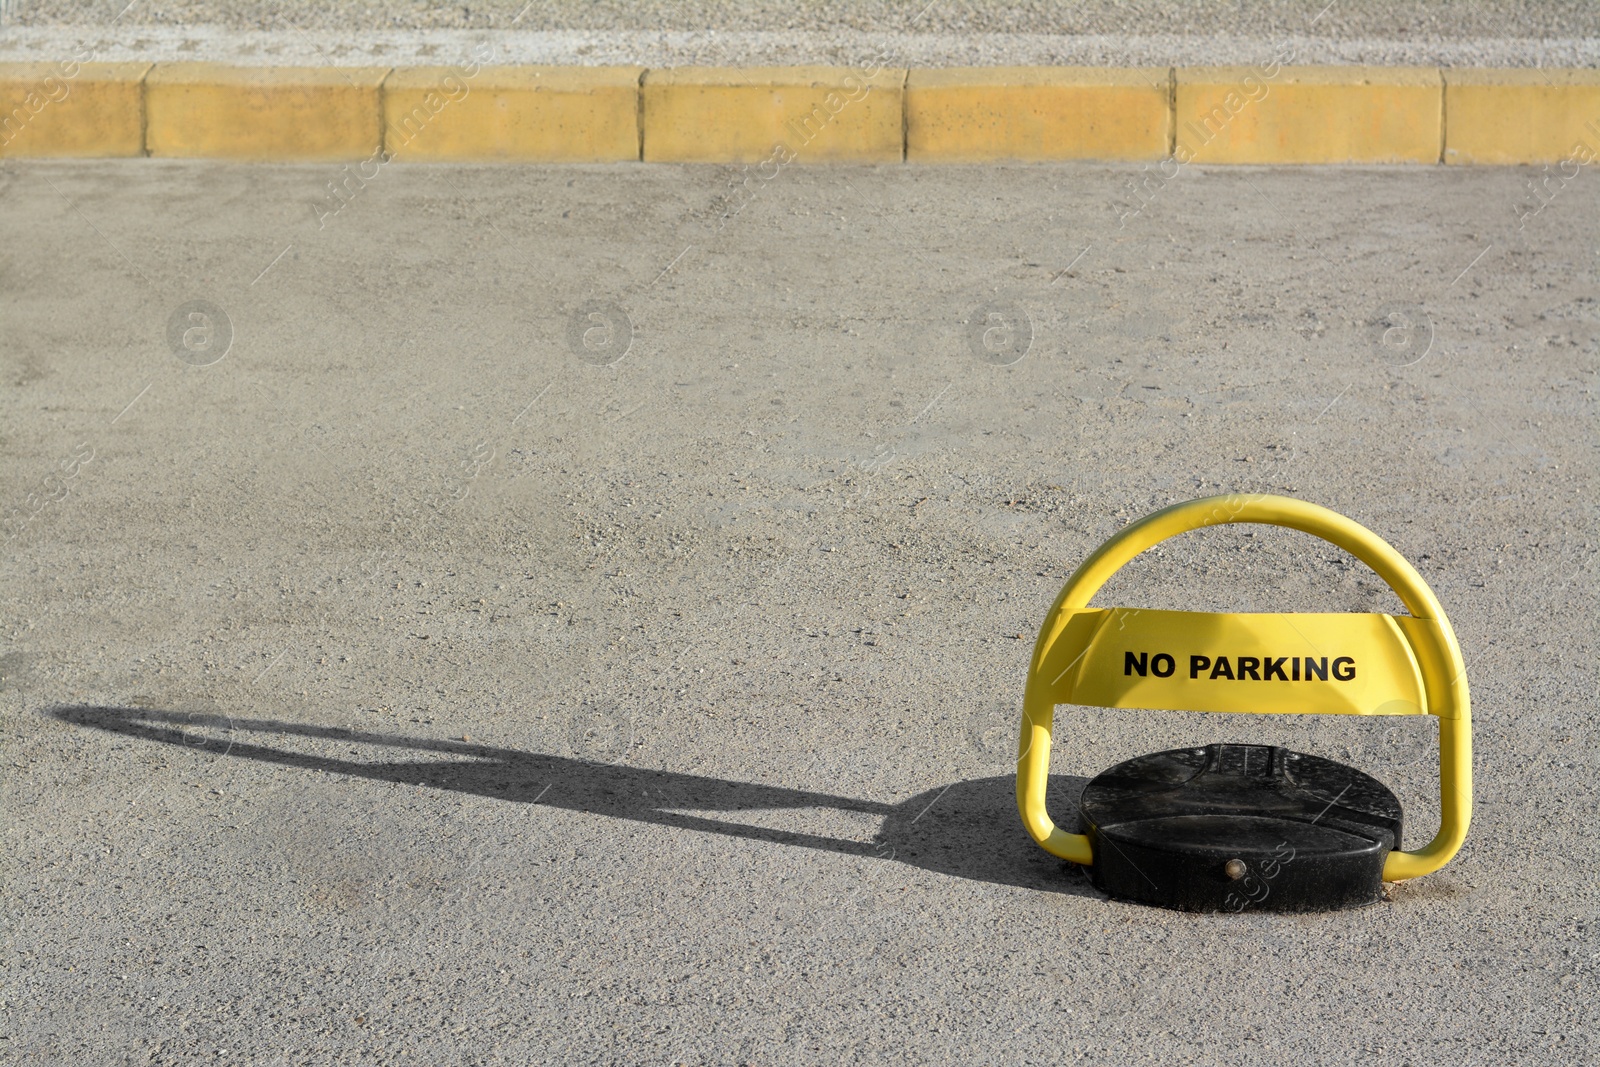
[1016,494,1472,882]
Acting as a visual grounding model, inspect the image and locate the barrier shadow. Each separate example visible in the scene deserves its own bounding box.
[49,704,1100,897]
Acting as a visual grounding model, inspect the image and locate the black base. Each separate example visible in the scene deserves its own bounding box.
[1077,744,1403,913]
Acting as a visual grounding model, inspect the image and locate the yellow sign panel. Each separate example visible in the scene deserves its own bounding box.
[1038,608,1459,717]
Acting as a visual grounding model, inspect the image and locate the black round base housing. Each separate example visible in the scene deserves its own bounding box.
[1077,744,1403,913]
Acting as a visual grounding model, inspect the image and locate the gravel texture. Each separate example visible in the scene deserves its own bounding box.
[2,1,1598,66]
[9,0,1598,36]
[1,156,1596,1063]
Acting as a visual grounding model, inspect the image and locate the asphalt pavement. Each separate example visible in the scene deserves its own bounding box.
[3,0,1598,66]
[1,157,1597,1063]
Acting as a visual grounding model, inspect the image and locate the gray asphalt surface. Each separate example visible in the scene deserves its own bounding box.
[3,0,1599,66]
[2,156,1597,1064]
[12,0,1598,37]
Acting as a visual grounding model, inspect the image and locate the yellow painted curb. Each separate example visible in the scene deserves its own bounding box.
[907,67,1170,162]
[146,63,389,161]
[1444,68,1600,164]
[1176,66,1442,164]
[642,65,905,164]
[0,62,150,158]
[385,66,644,162]
[4,62,1598,165]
